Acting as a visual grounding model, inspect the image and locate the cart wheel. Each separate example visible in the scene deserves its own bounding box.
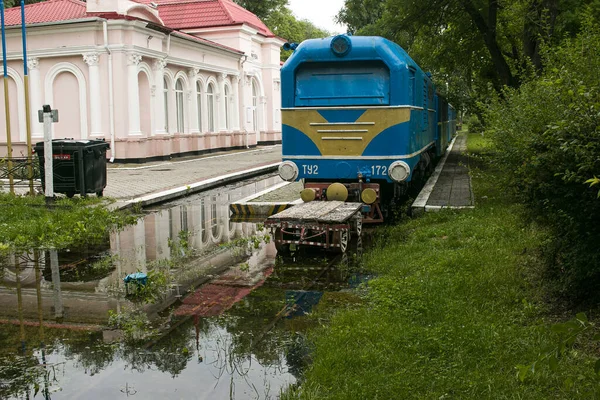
[274,228,290,255]
[96,191,103,197]
[354,216,362,236]
[66,192,75,198]
[340,229,349,253]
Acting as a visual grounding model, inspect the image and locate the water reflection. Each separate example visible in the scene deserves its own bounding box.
[0,175,370,399]
[0,246,367,399]
[0,176,283,325]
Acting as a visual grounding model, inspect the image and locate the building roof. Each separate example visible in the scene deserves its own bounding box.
[3,0,87,26]
[3,0,274,38]
[133,0,275,36]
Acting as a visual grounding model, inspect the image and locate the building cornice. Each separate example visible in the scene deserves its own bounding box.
[3,18,244,59]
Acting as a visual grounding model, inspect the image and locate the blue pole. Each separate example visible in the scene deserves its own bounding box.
[1,0,7,78]
[0,0,14,194]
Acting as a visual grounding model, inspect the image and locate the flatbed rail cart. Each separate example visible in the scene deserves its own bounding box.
[265,201,363,253]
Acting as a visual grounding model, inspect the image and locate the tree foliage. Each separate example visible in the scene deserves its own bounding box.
[3,0,45,9]
[233,0,288,21]
[486,19,600,300]
[337,0,600,109]
[263,6,330,61]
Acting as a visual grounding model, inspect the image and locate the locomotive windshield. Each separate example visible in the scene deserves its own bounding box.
[294,60,390,107]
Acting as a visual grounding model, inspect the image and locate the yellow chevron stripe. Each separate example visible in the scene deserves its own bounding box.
[282,108,411,156]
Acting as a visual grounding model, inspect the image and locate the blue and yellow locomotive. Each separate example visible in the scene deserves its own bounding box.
[278,35,456,222]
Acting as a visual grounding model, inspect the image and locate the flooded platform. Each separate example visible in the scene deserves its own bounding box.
[0,173,371,399]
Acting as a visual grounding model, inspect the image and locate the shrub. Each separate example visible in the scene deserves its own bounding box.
[486,20,600,300]
[467,114,483,134]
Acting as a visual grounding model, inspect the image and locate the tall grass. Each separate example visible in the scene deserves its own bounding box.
[282,134,599,399]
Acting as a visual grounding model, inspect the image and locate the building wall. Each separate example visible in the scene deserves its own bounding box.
[0,17,283,162]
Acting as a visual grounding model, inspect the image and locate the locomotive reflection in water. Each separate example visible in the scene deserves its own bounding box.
[279,35,457,223]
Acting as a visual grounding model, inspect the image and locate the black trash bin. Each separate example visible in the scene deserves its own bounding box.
[34,139,110,198]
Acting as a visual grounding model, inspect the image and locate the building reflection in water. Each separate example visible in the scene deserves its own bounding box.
[0,176,283,325]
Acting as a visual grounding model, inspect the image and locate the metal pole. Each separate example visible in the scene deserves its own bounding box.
[20,0,33,195]
[49,249,63,319]
[43,106,53,201]
[0,0,14,194]
[15,256,26,354]
[34,250,44,341]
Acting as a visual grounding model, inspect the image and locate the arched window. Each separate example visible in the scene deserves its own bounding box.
[175,78,185,133]
[163,77,169,132]
[207,83,215,132]
[196,81,203,132]
[224,85,230,131]
[252,80,258,132]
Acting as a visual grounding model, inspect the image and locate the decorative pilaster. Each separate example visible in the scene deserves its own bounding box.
[244,72,253,86]
[127,53,143,136]
[188,68,200,134]
[259,95,267,132]
[232,75,240,131]
[153,59,168,135]
[27,57,43,138]
[217,73,227,132]
[83,52,103,137]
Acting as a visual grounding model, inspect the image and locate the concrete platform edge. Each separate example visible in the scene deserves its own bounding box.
[113,162,281,210]
[412,136,458,215]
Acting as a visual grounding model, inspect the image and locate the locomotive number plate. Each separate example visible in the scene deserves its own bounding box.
[371,165,388,176]
[302,164,319,175]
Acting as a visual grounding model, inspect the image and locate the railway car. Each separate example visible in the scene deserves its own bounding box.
[278,35,456,223]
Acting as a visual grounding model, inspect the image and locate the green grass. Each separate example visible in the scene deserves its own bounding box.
[282,134,600,399]
[0,194,139,254]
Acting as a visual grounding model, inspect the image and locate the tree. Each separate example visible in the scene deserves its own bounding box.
[335,0,384,34]
[337,0,600,99]
[3,0,45,9]
[264,6,329,61]
[233,0,288,21]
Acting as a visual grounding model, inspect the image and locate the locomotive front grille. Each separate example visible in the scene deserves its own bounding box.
[321,137,363,140]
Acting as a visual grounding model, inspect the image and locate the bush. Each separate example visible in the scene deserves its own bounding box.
[467,114,483,134]
[486,20,600,300]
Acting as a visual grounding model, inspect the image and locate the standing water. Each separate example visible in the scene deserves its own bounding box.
[0,175,368,399]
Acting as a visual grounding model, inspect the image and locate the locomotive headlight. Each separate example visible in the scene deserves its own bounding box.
[279,161,299,182]
[330,35,352,57]
[389,161,411,182]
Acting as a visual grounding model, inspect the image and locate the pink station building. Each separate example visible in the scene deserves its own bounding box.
[0,0,284,162]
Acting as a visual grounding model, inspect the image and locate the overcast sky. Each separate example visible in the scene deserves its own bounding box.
[288,0,347,35]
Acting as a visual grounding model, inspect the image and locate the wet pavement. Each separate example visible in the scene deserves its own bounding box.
[106,146,282,207]
[412,133,474,212]
[0,174,369,399]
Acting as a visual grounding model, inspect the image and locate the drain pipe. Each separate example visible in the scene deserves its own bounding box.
[239,55,248,148]
[103,20,116,162]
